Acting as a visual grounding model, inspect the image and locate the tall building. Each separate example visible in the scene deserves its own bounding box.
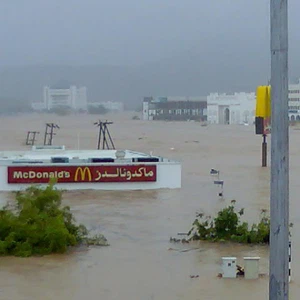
[32,85,87,111]
[142,96,207,121]
[207,92,256,125]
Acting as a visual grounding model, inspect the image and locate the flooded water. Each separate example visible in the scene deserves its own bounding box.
[0,112,299,299]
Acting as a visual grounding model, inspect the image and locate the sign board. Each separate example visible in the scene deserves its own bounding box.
[255,85,271,135]
[7,165,157,184]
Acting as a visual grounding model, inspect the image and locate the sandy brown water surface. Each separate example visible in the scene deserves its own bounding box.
[0,113,299,299]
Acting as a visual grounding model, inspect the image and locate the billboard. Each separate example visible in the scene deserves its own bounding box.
[7,165,157,184]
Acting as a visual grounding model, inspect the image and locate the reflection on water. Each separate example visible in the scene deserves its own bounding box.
[0,114,299,300]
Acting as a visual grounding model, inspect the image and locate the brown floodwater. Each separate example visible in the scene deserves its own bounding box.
[0,113,299,299]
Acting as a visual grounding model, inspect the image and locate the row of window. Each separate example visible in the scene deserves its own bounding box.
[289,90,300,94]
[288,106,300,110]
[148,109,205,116]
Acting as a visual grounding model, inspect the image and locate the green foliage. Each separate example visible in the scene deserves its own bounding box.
[188,201,272,244]
[49,105,72,116]
[0,183,107,257]
[87,104,108,115]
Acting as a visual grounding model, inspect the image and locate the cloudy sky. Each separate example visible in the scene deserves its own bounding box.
[0,0,297,67]
[0,0,299,104]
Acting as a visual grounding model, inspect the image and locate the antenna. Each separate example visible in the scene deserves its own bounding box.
[93,120,115,150]
[44,123,60,146]
[25,131,40,145]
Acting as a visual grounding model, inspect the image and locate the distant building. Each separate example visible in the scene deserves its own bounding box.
[207,92,256,125]
[31,85,87,111]
[88,101,124,112]
[142,96,207,121]
[288,79,300,121]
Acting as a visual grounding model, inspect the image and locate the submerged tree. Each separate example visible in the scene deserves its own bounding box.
[0,183,108,257]
[188,201,271,244]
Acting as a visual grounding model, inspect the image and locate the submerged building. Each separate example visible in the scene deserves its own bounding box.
[1,145,181,191]
[142,96,207,121]
[207,92,256,125]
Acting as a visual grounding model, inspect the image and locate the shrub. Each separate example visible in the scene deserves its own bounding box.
[188,201,272,244]
[0,183,108,257]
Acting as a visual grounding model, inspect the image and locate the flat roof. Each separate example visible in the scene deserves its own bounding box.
[0,146,176,163]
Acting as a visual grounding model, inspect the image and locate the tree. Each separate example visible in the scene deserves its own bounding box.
[49,105,72,116]
[0,182,108,257]
[188,201,271,244]
[87,104,108,115]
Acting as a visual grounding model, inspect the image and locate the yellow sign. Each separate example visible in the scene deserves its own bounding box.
[74,167,92,182]
[256,85,271,118]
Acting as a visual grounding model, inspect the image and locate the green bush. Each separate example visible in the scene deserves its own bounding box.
[188,201,272,244]
[0,183,108,257]
[87,104,108,115]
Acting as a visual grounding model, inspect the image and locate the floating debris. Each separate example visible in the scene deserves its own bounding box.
[169,237,189,244]
[210,168,219,175]
[84,234,110,246]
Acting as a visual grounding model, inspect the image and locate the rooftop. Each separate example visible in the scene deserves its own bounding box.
[0,146,175,164]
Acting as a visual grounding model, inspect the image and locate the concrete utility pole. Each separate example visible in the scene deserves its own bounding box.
[270,1,289,299]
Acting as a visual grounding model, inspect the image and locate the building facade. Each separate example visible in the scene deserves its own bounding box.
[288,79,300,121]
[32,85,87,111]
[143,96,207,121]
[207,92,256,125]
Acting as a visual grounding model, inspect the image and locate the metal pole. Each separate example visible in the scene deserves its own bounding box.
[262,134,267,167]
[50,124,54,145]
[44,124,48,145]
[270,1,289,299]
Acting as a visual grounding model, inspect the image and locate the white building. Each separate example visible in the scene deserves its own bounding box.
[207,92,256,125]
[288,79,300,121]
[88,101,124,112]
[32,85,87,111]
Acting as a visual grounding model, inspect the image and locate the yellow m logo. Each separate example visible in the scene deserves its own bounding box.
[74,167,92,182]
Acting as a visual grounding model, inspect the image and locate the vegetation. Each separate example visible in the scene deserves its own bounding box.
[0,97,32,115]
[0,183,108,257]
[49,105,72,116]
[87,104,108,115]
[188,200,271,244]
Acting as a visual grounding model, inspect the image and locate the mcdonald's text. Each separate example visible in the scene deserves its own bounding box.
[7,165,157,184]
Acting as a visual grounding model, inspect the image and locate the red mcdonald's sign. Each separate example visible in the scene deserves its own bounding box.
[7,165,157,184]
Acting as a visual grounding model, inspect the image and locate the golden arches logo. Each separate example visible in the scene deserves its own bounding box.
[74,167,92,182]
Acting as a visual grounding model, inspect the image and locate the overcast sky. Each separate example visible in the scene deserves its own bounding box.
[0,0,298,67]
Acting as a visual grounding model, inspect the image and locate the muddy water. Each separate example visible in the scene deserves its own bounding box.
[0,113,299,299]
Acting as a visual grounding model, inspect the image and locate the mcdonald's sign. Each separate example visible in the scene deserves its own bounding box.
[74,167,92,182]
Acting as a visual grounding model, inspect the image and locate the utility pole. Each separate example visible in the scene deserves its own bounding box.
[44,123,60,146]
[94,120,115,150]
[269,1,289,299]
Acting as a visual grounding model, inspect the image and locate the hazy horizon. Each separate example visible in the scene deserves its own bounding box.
[0,0,299,108]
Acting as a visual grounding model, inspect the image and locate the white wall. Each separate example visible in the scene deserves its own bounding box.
[0,163,181,191]
[143,101,149,120]
[207,92,255,125]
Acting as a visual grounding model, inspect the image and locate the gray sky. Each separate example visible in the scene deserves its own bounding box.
[1,0,297,67]
[0,0,299,106]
